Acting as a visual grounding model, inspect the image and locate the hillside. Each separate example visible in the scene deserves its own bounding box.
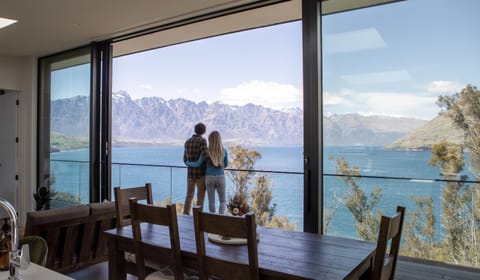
[50,131,89,152]
[323,113,426,147]
[385,114,464,150]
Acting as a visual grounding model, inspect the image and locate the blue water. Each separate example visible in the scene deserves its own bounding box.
[50,146,474,238]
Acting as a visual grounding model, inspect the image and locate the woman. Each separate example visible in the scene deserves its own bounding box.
[187,130,228,214]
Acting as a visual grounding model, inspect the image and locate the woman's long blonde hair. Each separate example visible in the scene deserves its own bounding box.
[208,130,224,168]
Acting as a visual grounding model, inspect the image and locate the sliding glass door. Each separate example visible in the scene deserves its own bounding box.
[38,47,92,207]
[110,1,305,230]
[322,0,480,269]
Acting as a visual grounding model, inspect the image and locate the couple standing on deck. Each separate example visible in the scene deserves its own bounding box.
[183,122,228,215]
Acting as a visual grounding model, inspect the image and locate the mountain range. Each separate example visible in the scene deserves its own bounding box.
[50,91,460,148]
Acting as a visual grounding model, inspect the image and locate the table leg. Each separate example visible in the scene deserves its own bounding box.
[108,238,126,280]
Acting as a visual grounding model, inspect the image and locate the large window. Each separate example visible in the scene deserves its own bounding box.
[36,2,480,269]
[111,8,304,229]
[323,0,480,267]
[38,47,92,206]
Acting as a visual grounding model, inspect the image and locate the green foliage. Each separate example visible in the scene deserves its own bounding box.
[251,175,273,226]
[429,141,464,174]
[430,141,479,265]
[400,85,480,266]
[438,84,480,175]
[227,145,296,230]
[50,188,81,203]
[50,131,89,152]
[226,145,261,195]
[401,197,437,259]
[335,157,382,241]
[47,170,81,204]
[156,197,184,215]
[264,215,296,231]
[436,85,480,266]
[330,85,480,267]
[323,200,340,234]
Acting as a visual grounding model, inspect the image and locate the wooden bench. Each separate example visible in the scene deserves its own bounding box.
[24,202,116,273]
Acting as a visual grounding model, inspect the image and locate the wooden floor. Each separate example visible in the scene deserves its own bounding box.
[66,258,480,280]
[395,257,480,280]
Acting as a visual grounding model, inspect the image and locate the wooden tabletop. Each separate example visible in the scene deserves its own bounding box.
[104,214,376,280]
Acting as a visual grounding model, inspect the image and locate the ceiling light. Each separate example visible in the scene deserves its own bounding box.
[0,17,17,30]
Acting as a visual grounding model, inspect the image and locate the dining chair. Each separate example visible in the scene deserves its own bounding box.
[114,183,153,228]
[373,205,406,280]
[192,206,259,280]
[19,235,48,266]
[129,198,184,280]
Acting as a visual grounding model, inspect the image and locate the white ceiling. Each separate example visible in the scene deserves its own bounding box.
[0,0,400,58]
[0,0,259,57]
[112,1,301,57]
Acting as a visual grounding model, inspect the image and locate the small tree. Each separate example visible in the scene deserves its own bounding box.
[401,197,437,260]
[428,141,479,265]
[436,85,480,265]
[251,175,273,225]
[437,85,480,175]
[335,157,382,241]
[227,145,296,230]
[227,145,261,195]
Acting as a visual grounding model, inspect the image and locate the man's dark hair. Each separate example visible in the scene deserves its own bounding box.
[194,123,206,135]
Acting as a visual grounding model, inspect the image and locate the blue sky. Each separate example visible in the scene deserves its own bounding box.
[112,21,303,110]
[54,0,480,121]
[322,0,480,119]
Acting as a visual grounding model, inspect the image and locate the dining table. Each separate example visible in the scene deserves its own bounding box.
[104,214,376,280]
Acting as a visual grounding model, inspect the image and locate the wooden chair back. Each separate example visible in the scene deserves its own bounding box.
[373,205,406,280]
[192,206,259,280]
[114,183,153,228]
[129,198,183,280]
[19,235,48,266]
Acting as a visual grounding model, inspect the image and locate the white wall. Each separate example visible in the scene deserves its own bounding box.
[0,91,19,216]
[0,55,37,226]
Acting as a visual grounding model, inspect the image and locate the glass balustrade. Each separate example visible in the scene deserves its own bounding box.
[49,158,480,267]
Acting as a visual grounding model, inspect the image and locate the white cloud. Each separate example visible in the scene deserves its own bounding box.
[425,80,464,93]
[138,84,153,90]
[324,89,354,106]
[324,88,440,120]
[341,70,411,84]
[324,28,386,54]
[219,80,302,109]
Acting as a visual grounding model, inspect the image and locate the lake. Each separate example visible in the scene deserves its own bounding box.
[50,145,473,238]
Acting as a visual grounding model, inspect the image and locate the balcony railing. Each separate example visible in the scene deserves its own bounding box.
[48,159,480,268]
[111,161,304,229]
[49,159,304,228]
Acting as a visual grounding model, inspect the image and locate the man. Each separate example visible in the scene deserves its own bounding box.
[183,122,208,214]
